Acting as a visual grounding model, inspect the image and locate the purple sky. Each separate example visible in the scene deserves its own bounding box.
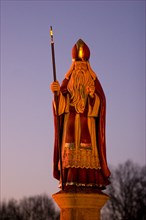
[1,0,145,201]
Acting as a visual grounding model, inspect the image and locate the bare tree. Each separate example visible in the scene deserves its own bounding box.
[0,199,22,220]
[19,194,59,220]
[101,160,146,220]
[0,194,59,220]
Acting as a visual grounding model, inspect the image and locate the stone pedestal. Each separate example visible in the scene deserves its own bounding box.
[52,190,109,220]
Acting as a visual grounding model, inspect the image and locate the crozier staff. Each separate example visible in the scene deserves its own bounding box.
[50,26,64,190]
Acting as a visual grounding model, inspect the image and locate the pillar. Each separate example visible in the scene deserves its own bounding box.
[52,190,109,220]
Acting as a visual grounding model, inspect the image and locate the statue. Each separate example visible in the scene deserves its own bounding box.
[50,39,111,191]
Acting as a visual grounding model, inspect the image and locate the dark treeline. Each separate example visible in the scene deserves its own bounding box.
[0,194,59,220]
[1,161,146,220]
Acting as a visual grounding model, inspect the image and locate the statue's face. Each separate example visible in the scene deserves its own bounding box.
[74,61,87,71]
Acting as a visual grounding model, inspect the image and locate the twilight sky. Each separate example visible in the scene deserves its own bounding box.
[1,0,145,201]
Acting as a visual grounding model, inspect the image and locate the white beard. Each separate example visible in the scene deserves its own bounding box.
[67,64,94,113]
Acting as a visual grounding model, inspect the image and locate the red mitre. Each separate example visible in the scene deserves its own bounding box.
[72,39,90,61]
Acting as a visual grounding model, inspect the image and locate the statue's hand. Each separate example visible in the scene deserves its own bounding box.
[86,85,95,98]
[50,81,60,95]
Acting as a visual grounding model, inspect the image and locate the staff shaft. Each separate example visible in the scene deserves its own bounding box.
[50,26,64,190]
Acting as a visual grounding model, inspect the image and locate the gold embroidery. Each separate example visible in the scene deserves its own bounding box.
[62,147,101,170]
[65,143,92,150]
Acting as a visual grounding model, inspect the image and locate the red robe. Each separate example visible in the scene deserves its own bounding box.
[53,77,110,188]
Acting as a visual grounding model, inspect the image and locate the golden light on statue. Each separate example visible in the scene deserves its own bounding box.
[50,38,110,189]
[78,46,83,59]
